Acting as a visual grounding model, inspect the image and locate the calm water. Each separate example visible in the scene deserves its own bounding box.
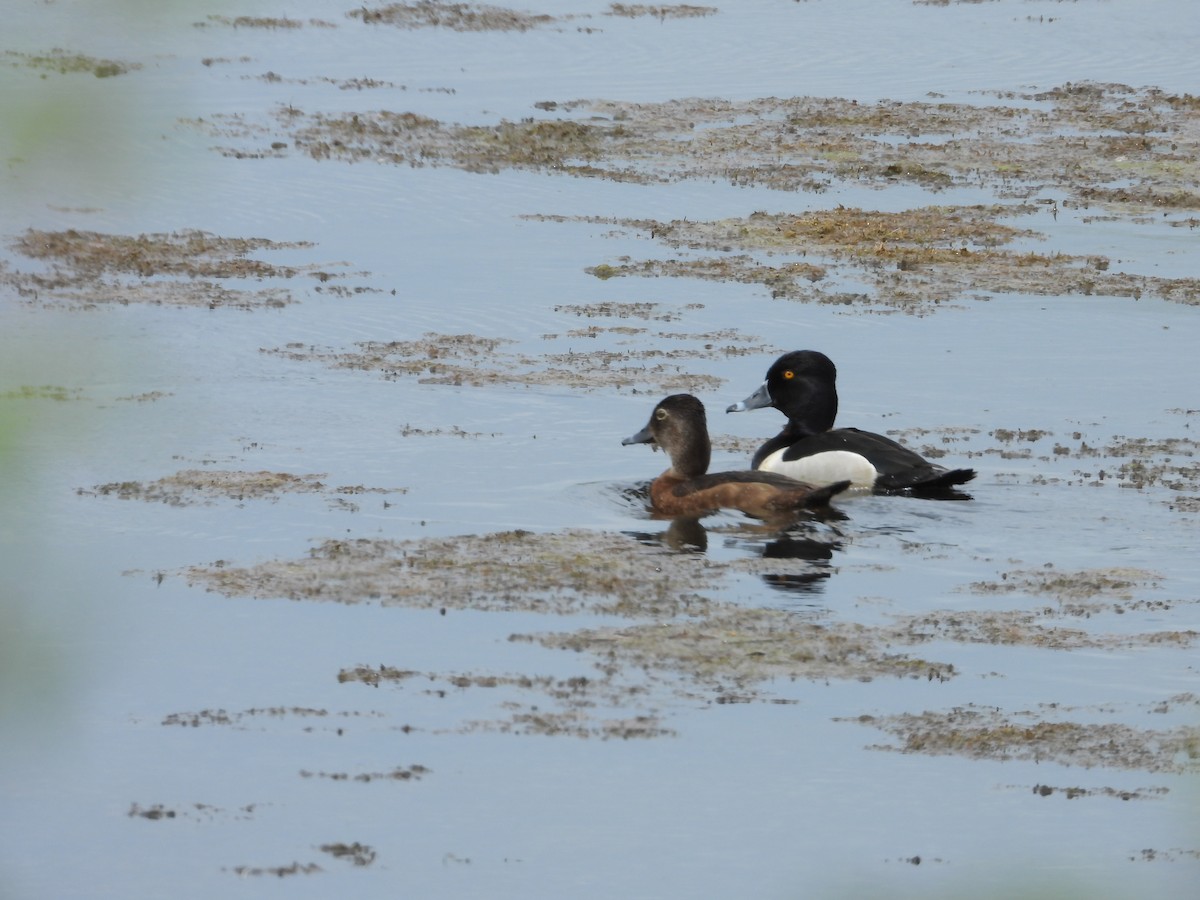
[2,1,1199,897]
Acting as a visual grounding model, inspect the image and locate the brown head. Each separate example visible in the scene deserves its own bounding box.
[622,394,711,479]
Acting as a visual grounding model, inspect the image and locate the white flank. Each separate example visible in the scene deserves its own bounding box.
[758,449,877,488]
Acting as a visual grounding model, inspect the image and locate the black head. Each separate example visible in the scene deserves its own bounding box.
[728,350,839,435]
[765,350,837,390]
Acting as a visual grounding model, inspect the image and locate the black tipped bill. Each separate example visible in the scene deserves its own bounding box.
[726,381,773,414]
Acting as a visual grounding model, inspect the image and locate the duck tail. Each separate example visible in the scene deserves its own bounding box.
[919,467,976,489]
[804,479,852,507]
[877,467,976,494]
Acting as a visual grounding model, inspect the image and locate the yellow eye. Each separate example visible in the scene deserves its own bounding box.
[782,370,794,380]
[655,408,668,421]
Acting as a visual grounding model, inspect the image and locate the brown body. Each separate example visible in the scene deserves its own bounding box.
[647,469,847,519]
[623,394,848,519]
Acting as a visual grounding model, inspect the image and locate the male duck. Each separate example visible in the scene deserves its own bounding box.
[623,393,850,518]
[726,350,976,495]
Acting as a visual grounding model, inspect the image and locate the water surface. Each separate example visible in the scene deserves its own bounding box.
[2,1,1198,897]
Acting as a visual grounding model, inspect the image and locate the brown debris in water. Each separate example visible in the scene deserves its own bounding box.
[521,605,955,688]
[853,701,1200,774]
[226,861,322,878]
[128,803,176,820]
[345,1,715,30]
[554,208,1199,311]
[349,2,557,31]
[338,664,678,738]
[1,384,83,402]
[893,605,1196,652]
[890,424,1200,509]
[466,710,673,740]
[202,15,302,29]
[1021,783,1169,802]
[299,764,429,783]
[889,565,1197,651]
[187,525,1197,689]
[3,229,343,310]
[967,566,1162,602]
[188,528,955,688]
[553,300,700,321]
[320,842,377,867]
[605,4,717,18]
[187,528,723,616]
[2,49,140,78]
[183,82,1200,310]
[181,524,1200,745]
[188,83,1200,213]
[128,801,260,822]
[264,327,757,393]
[338,665,423,687]
[14,229,306,281]
[161,707,384,728]
[82,470,405,507]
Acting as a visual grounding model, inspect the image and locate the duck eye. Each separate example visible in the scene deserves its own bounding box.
[655,408,668,421]
[782,370,795,380]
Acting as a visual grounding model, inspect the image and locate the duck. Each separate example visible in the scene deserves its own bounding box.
[623,393,850,518]
[726,350,976,495]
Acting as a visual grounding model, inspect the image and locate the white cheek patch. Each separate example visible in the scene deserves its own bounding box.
[759,449,877,488]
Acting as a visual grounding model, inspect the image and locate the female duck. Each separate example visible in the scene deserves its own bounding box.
[623,393,849,518]
[726,350,975,495]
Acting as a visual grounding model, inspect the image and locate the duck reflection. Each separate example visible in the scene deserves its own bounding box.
[623,506,846,596]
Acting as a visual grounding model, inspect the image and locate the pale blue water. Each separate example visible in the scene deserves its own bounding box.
[2,1,1199,898]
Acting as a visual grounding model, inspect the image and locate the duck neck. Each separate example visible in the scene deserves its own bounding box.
[669,426,710,479]
[783,380,838,437]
